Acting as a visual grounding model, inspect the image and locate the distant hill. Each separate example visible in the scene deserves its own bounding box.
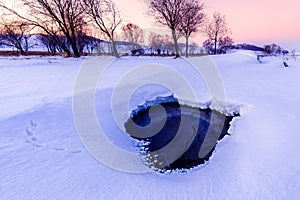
[233,43,264,52]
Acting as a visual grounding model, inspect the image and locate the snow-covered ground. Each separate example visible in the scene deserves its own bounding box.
[1,52,300,199]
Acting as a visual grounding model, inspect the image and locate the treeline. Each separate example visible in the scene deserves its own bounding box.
[0,0,233,57]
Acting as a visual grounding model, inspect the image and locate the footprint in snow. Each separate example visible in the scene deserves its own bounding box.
[24,120,82,154]
[30,120,38,127]
[24,120,44,147]
[26,128,35,136]
[53,147,83,154]
[32,143,46,148]
[53,147,67,151]
[68,150,82,154]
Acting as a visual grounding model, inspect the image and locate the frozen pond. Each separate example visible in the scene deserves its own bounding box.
[125,96,239,172]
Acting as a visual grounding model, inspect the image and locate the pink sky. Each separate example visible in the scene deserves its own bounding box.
[115,0,300,49]
[3,0,299,49]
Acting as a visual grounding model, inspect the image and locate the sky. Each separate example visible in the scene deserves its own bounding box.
[2,0,299,50]
[114,0,300,50]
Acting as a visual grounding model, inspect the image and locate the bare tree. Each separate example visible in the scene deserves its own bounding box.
[148,32,164,50]
[81,35,102,54]
[0,0,87,57]
[202,39,214,54]
[203,35,233,55]
[203,12,230,55]
[37,34,60,55]
[146,0,187,57]
[218,36,234,54]
[0,20,32,55]
[121,23,144,50]
[179,0,205,57]
[188,42,199,55]
[83,0,122,57]
[148,32,174,54]
[263,43,286,56]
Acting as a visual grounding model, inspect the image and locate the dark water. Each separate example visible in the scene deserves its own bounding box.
[125,97,239,171]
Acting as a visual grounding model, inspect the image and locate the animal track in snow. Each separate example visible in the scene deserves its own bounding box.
[68,150,82,154]
[24,120,82,154]
[26,128,34,136]
[53,147,67,151]
[30,120,38,127]
[26,127,39,141]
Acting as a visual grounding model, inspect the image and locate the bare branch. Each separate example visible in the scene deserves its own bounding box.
[178,0,205,57]
[0,0,88,57]
[146,0,193,57]
[121,23,144,50]
[83,0,122,57]
[0,18,33,54]
[203,12,231,55]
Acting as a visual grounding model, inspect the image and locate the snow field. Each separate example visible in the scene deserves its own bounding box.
[1,52,300,199]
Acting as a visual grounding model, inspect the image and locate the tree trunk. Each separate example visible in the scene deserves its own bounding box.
[111,38,119,57]
[24,39,29,51]
[20,48,26,55]
[71,42,80,58]
[172,29,180,57]
[57,42,71,57]
[16,44,26,55]
[214,38,217,55]
[65,49,72,57]
[185,36,189,58]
